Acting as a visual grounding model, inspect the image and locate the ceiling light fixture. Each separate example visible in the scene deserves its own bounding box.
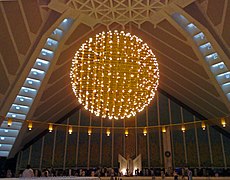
[70,30,159,119]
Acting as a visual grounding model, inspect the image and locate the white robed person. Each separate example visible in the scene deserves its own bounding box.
[126,154,133,176]
[22,164,34,178]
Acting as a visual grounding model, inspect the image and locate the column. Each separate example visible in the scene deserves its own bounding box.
[162,127,173,173]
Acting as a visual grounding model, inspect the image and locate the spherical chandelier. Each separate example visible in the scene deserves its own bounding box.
[70,30,159,120]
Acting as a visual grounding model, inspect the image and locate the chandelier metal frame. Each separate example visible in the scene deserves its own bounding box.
[70,30,159,119]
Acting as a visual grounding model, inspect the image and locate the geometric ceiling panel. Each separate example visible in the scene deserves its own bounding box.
[66,0,170,26]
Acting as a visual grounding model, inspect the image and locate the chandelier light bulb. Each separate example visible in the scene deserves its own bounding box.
[7,118,12,127]
[28,121,32,131]
[88,128,92,136]
[143,127,147,136]
[69,126,73,135]
[70,30,159,119]
[162,126,166,133]
[49,123,53,132]
[221,118,226,127]
[181,125,186,133]
[106,128,111,137]
[125,129,129,137]
[201,121,206,130]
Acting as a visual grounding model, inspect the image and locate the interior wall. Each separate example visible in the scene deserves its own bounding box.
[16,91,230,170]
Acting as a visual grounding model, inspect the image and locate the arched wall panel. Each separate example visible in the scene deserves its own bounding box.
[17,91,230,171]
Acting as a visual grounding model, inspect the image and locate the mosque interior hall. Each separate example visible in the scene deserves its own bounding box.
[0,0,230,179]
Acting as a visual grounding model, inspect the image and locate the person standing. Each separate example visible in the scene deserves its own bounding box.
[22,165,34,178]
[6,169,12,178]
[151,169,155,180]
[182,167,185,180]
[188,169,192,180]
[161,170,165,180]
[173,170,178,180]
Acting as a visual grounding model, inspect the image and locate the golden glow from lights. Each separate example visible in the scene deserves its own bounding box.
[69,126,73,134]
[7,118,12,127]
[70,30,159,120]
[181,125,185,132]
[106,128,111,136]
[121,168,126,175]
[88,128,92,136]
[28,121,32,131]
[143,127,147,136]
[125,129,129,136]
[49,123,53,132]
[201,121,206,130]
[162,126,166,133]
[221,118,226,127]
